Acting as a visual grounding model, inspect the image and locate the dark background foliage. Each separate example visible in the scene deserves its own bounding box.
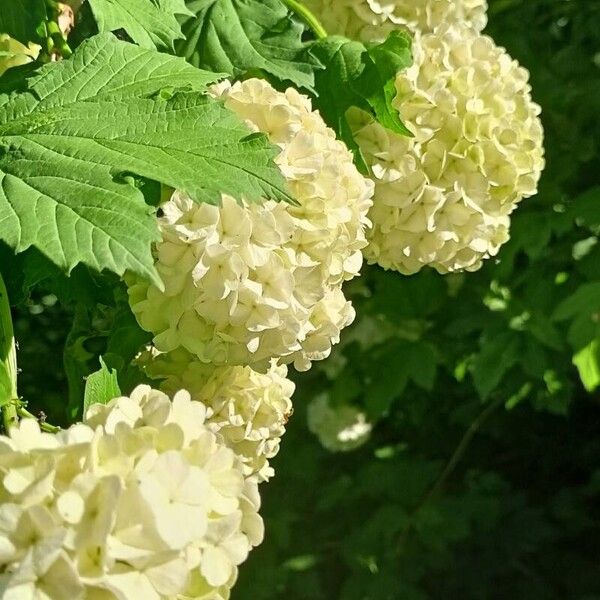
[2,0,599,597]
[232,0,600,598]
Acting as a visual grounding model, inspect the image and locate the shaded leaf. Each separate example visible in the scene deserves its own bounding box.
[472,332,520,399]
[407,342,438,391]
[0,0,46,45]
[178,0,318,91]
[365,341,410,418]
[553,283,600,321]
[311,32,412,168]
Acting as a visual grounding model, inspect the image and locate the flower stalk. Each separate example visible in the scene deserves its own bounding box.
[17,406,60,433]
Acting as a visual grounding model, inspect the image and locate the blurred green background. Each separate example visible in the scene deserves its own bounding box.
[4,0,600,597]
[233,0,600,598]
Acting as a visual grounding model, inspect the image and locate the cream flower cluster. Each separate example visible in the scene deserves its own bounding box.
[307,395,372,452]
[303,0,488,41]
[353,22,545,274]
[140,348,295,482]
[0,386,263,600]
[128,78,373,372]
[0,35,40,76]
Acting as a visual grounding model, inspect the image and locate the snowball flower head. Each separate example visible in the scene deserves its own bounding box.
[307,395,372,452]
[353,22,545,274]
[0,386,264,600]
[303,0,488,41]
[0,35,40,76]
[140,347,295,482]
[128,78,373,371]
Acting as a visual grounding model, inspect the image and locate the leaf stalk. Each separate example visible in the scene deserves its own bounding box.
[282,0,328,39]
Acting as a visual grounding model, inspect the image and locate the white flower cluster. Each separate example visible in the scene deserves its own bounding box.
[140,348,295,482]
[128,78,373,372]
[353,22,545,274]
[303,0,488,41]
[0,386,263,600]
[0,35,40,76]
[307,395,372,452]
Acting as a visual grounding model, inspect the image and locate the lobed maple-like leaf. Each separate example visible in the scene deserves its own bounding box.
[0,34,292,285]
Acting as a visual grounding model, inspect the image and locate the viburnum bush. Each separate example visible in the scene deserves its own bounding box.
[0,0,558,597]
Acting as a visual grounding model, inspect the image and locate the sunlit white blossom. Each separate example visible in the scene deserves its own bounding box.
[128,78,373,371]
[0,386,263,599]
[140,347,295,482]
[353,23,545,274]
[303,0,488,41]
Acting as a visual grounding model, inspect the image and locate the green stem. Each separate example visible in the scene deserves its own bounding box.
[282,0,328,39]
[419,395,504,503]
[397,396,504,552]
[17,407,60,433]
[0,273,18,433]
[0,274,60,435]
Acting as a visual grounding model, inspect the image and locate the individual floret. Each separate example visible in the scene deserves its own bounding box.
[303,0,488,41]
[353,22,545,274]
[128,78,373,371]
[140,348,295,483]
[0,386,263,600]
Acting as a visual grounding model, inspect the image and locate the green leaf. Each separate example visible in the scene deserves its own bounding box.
[28,33,224,101]
[309,37,368,169]
[87,0,193,50]
[0,34,291,284]
[362,31,413,137]
[64,283,150,419]
[472,332,520,399]
[569,186,600,230]
[178,0,318,91]
[103,288,152,377]
[526,314,565,351]
[553,283,600,321]
[508,212,553,259]
[406,342,438,391]
[330,365,362,406]
[83,357,121,414]
[311,32,412,168]
[0,0,47,45]
[364,340,410,418]
[551,284,600,350]
[64,304,96,419]
[572,339,600,392]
